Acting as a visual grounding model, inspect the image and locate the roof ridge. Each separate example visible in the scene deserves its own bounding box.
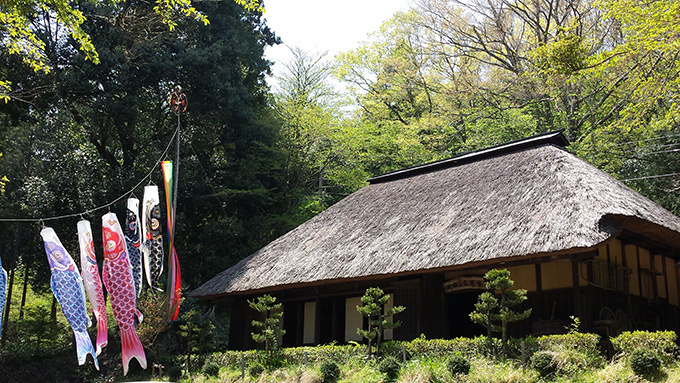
[368,130,569,184]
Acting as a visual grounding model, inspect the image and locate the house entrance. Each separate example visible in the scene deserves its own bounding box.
[447,291,484,338]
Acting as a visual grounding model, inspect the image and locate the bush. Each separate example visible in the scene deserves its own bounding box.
[611,330,677,364]
[167,365,182,381]
[202,361,220,377]
[447,354,471,375]
[319,360,341,383]
[630,348,662,377]
[531,351,556,378]
[379,356,401,382]
[537,333,600,356]
[248,364,264,377]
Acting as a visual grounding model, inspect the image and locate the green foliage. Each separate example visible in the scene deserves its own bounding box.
[248,363,264,377]
[168,365,183,381]
[567,315,581,334]
[356,287,405,356]
[610,330,677,364]
[177,306,216,373]
[319,360,341,383]
[378,356,401,382]
[629,348,662,378]
[447,354,471,376]
[534,333,604,378]
[469,269,531,354]
[202,361,220,377]
[532,26,590,75]
[531,351,556,378]
[537,333,601,357]
[249,294,286,354]
[13,302,66,346]
[185,335,680,382]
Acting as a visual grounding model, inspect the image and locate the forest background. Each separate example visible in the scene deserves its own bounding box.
[0,0,679,369]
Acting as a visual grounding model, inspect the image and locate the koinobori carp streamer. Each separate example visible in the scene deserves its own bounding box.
[102,213,147,375]
[124,198,143,298]
[77,219,108,355]
[0,255,7,338]
[142,185,164,291]
[41,227,99,370]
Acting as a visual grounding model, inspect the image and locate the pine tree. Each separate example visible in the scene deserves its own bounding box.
[249,294,285,355]
[469,269,531,355]
[356,287,405,356]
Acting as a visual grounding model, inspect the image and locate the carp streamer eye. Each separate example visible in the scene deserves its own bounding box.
[151,219,159,230]
[107,240,116,252]
[51,250,64,262]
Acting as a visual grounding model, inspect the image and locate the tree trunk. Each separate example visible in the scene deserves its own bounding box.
[18,266,28,319]
[50,295,57,322]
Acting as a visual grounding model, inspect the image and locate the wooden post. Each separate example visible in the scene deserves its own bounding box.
[402,344,406,363]
[240,352,245,380]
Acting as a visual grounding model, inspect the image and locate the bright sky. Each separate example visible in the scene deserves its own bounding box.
[262,0,413,84]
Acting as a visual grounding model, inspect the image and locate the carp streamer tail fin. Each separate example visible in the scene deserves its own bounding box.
[120,327,147,375]
[74,329,99,370]
[95,312,108,355]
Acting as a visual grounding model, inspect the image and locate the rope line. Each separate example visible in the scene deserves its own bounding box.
[0,128,179,223]
[620,172,680,182]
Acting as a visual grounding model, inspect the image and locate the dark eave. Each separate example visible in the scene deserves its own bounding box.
[368,130,569,184]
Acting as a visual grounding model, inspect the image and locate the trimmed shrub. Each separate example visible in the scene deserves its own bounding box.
[630,348,662,377]
[379,356,401,382]
[537,333,600,356]
[202,361,220,377]
[319,360,341,383]
[611,330,677,364]
[248,364,264,377]
[447,354,471,375]
[531,351,556,378]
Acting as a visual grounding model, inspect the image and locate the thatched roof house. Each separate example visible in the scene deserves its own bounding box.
[193,131,680,349]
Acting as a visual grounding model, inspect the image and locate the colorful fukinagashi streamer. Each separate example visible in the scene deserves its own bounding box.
[124,198,143,298]
[162,161,182,321]
[142,185,164,291]
[102,213,147,375]
[0,255,7,338]
[77,219,108,355]
[41,227,99,370]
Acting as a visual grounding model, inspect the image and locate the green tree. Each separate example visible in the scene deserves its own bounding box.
[0,0,228,99]
[249,294,285,355]
[177,307,215,375]
[0,0,281,293]
[356,287,405,356]
[470,269,531,355]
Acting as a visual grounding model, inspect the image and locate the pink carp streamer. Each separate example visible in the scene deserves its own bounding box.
[41,227,99,370]
[77,220,108,355]
[102,213,147,375]
[162,160,182,321]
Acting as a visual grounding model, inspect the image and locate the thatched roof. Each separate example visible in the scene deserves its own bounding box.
[191,132,680,299]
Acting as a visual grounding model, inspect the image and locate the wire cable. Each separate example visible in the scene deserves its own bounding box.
[620,172,680,182]
[0,128,179,223]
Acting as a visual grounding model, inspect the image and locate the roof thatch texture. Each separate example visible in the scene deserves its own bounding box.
[191,138,680,299]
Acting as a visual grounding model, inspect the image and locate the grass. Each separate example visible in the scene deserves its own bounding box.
[165,333,680,383]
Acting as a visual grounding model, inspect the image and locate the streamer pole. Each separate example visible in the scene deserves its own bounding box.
[173,103,180,238]
[166,84,186,322]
